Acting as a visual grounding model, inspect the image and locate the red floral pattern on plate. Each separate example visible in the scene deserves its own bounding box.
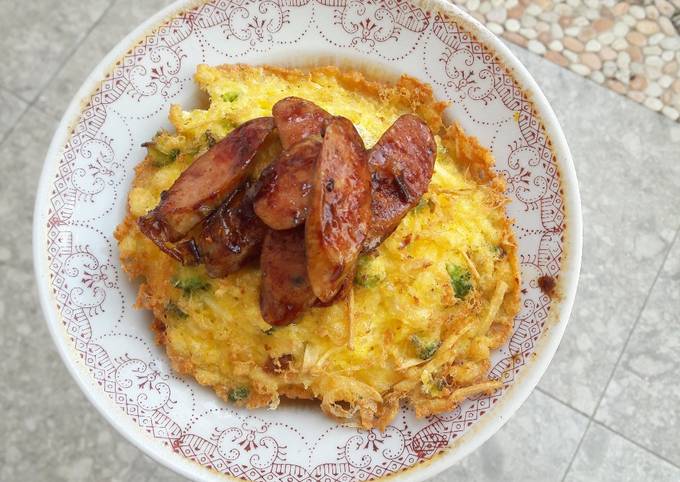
[40,1,570,480]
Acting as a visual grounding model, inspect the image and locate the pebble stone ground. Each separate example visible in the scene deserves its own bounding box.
[452,0,680,122]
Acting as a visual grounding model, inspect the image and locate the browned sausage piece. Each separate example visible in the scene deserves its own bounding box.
[138,117,274,250]
[260,227,316,325]
[273,97,332,150]
[312,275,353,307]
[363,114,436,251]
[305,117,371,302]
[195,183,267,278]
[253,137,321,230]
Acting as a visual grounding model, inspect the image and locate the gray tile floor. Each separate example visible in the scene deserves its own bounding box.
[0,1,678,481]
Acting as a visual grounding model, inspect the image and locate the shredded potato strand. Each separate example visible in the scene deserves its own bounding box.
[448,380,501,403]
[462,251,480,280]
[477,281,509,336]
[347,287,355,351]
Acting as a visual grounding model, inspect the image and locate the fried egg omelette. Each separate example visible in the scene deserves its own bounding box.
[115,64,521,429]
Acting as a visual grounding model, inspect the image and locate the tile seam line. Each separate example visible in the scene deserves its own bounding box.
[0,102,29,148]
[534,387,590,419]
[560,225,680,482]
[497,391,680,476]
[0,84,29,104]
[0,0,118,148]
[0,101,32,149]
[591,419,680,472]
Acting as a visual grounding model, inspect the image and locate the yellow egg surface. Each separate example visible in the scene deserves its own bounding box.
[114,64,521,430]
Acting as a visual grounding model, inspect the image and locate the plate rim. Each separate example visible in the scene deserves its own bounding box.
[32,1,583,480]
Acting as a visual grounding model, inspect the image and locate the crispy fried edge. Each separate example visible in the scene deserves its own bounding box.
[207,64,448,136]
[115,64,521,429]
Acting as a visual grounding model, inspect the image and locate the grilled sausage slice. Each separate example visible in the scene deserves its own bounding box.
[273,97,331,150]
[260,227,316,325]
[195,183,267,278]
[138,117,274,252]
[253,137,321,230]
[364,114,436,251]
[305,117,371,302]
[312,276,353,307]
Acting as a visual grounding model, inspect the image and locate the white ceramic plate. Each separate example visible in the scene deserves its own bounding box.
[33,1,582,480]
